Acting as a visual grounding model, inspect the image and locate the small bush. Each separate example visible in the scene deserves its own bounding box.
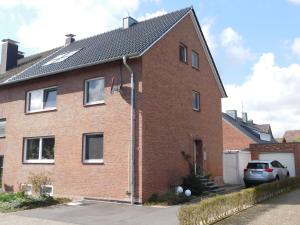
[178,177,300,225]
[28,172,52,196]
[145,192,191,206]
[182,174,205,196]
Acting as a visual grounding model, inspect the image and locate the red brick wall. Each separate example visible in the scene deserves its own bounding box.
[0,60,141,201]
[141,13,224,200]
[222,119,254,150]
[249,143,300,176]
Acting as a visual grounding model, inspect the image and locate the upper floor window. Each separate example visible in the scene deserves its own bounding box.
[192,51,199,69]
[26,87,57,113]
[0,119,6,138]
[23,136,55,163]
[84,77,105,105]
[179,44,187,63]
[83,133,103,164]
[192,91,200,111]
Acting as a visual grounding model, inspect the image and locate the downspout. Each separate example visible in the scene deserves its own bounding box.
[122,56,135,205]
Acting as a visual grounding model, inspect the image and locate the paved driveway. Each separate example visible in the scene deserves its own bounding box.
[0,201,179,225]
[216,188,300,225]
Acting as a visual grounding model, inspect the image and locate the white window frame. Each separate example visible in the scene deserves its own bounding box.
[84,77,105,106]
[43,49,81,66]
[40,185,54,196]
[83,133,104,164]
[23,136,55,164]
[192,91,200,111]
[192,50,199,69]
[26,86,57,113]
[0,119,6,138]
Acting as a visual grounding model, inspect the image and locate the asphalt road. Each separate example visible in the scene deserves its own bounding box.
[215,188,300,225]
[0,201,180,225]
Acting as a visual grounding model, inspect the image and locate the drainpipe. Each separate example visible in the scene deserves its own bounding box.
[122,56,135,205]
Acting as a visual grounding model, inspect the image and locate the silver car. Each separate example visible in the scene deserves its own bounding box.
[244,160,290,187]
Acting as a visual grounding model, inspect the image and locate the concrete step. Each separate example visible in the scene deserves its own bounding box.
[206,185,220,190]
[205,181,215,186]
[210,188,225,194]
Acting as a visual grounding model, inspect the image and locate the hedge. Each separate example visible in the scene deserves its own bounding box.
[178,177,300,225]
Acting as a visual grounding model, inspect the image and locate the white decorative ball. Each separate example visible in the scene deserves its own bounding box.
[185,189,191,197]
[176,186,183,194]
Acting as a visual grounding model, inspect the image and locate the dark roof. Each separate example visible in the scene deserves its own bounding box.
[0,7,226,97]
[283,130,300,142]
[222,113,277,144]
[3,7,192,84]
[0,48,58,83]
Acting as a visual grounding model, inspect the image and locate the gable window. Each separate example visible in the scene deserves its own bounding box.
[23,137,55,163]
[83,133,103,163]
[26,87,57,113]
[0,119,6,138]
[84,77,105,105]
[179,44,187,63]
[192,91,200,111]
[192,51,199,69]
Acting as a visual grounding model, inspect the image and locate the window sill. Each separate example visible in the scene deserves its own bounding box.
[84,101,105,107]
[192,108,200,112]
[25,108,57,115]
[192,66,200,71]
[83,159,104,164]
[23,160,54,164]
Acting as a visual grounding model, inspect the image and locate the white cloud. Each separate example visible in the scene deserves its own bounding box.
[201,18,217,53]
[220,27,254,64]
[288,0,300,5]
[222,53,300,137]
[138,9,166,21]
[291,37,300,58]
[0,0,141,51]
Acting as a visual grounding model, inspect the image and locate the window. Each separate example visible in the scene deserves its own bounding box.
[43,49,81,66]
[83,133,103,163]
[23,137,55,163]
[179,44,187,63]
[26,87,57,113]
[40,185,54,196]
[192,91,200,111]
[0,119,6,138]
[84,77,105,105]
[192,51,199,69]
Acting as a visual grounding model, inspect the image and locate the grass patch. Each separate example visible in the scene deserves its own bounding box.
[178,177,300,225]
[0,192,69,213]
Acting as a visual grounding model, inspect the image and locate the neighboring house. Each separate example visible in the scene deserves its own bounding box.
[223,110,276,150]
[222,110,276,184]
[0,7,226,203]
[283,130,300,142]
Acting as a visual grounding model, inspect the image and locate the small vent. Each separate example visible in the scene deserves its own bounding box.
[40,185,54,196]
[21,184,32,196]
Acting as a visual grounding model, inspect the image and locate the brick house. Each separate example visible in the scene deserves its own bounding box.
[222,110,276,151]
[0,7,226,203]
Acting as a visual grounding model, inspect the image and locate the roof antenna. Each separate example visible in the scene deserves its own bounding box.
[241,101,244,114]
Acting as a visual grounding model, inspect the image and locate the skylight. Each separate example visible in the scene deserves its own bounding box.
[43,49,81,66]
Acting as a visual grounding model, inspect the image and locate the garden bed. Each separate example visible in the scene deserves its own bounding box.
[0,192,69,213]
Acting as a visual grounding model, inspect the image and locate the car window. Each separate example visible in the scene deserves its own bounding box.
[271,161,278,168]
[277,161,285,168]
[247,163,269,169]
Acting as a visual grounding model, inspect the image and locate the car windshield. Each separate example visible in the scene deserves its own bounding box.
[247,163,269,169]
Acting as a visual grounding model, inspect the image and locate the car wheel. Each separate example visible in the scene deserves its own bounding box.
[275,175,280,182]
[287,172,290,177]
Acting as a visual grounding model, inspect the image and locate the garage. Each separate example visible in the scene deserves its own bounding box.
[259,153,296,177]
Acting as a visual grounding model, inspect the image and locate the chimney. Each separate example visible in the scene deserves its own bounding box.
[1,39,19,74]
[123,17,138,29]
[242,112,248,123]
[226,110,237,120]
[248,119,254,124]
[65,34,76,46]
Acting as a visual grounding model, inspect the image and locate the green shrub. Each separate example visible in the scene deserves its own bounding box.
[145,192,191,205]
[182,174,205,196]
[178,177,300,225]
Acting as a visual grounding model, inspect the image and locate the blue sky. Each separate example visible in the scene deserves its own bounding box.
[1,0,300,136]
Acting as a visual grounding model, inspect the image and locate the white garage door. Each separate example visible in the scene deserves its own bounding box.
[259,153,296,177]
